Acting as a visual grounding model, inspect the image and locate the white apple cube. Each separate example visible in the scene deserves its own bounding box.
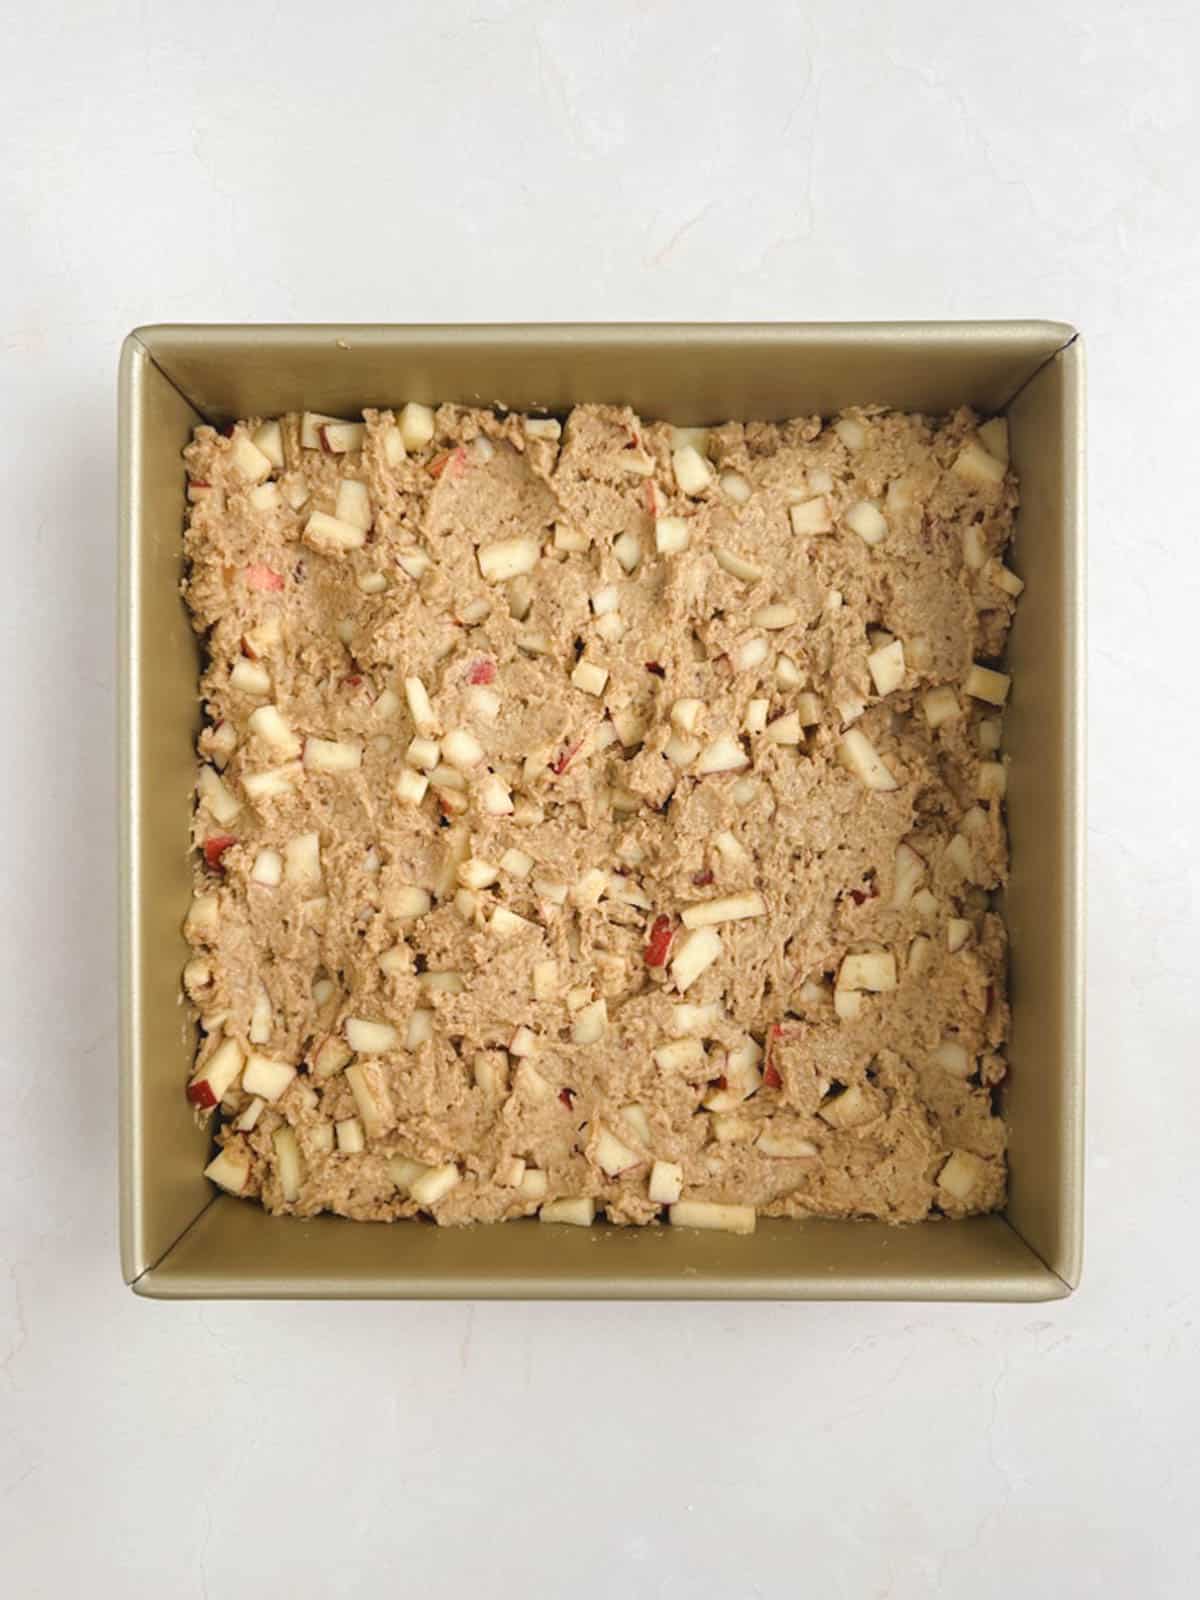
[204,1146,250,1195]
[198,765,240,824]
[868,639,905,697]
[965,664,1011,705]
[932,1038,972,1077]
[648,1161,683,1204]
[410,1163,461,1207]
[837,950,897,992]
[844,500,888,545]
[838,729,898,792]
[532,959,559,1000]
[572,998,608,1045]
[789,498,832,535]
[336,1117,365,1154]
[696,735,749,774]
[398,402,436,452]
[668,1200,755,1235]
[345,1017,398,1053]
[613,532,642,572]
[345,1061,394,1138]
[672,444,713,495]
[186,1036,244,1110]
[242,1053,296,1102]
[250,848,282,887]
[303,509,366,553]
[765,711,802,745]
[891,842,926,907]
[720,471,752,504]
[715,545,764,581]
[539,1197,597,1226]
[953,441,1006,486]
[252,419,285,468]
[595,1128,639,1176]
[670,926,722,992]
[272,1126,303,1202]
[655,516,690,554]
[907,934,933,976]
[571,660,609,697]
[283,830,321,888]
[653,1037,705,1073]
[335,478,372,531]
[818,1084,875,1129]
[681,890,766,929]
[756,1132,818,1158]
[304,737,362,773]
[230,659,272,696]
[938,1149,985,1199]
[248,705,301,757]
[479,537,538,583]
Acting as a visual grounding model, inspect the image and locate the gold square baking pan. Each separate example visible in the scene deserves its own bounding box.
[118,323,1085,1300]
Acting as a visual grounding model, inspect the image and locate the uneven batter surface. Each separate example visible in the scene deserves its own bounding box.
[181,400,1021,1232]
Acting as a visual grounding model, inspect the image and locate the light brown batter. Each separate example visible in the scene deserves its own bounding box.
[180,400,1020,1232]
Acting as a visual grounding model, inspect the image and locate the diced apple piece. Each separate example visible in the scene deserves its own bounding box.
[554,521,588,552]
[714,545,764,583]
[818,1084,876,1129]
[838,729,898,792]
[304,737,362,773]
[572,867,608,909]
[731,635,769,673]
[397,546,432,580]
[963,525,988,570]
[795,692,823,727]
[517,1168,549,1202]
[833,988,862,1021]
[321,421,365,453]
[272,1127,303,1201]
[283,830,321,887]
[672,444,712,495]
[696,735,749,774]
[388,1155,431,1194]
[533,875,568,906]
[409,1163,461,1207]
[938,1149,985,1199]
[229,659,272,696]
[281,474,310,510]
[234,1097,265,1133]
[439,727,483,770]
[490,905,537,940]
[508,1025,538,1058]
[345,1017,397,1054]
[669,1200,755,1235]
[335,478,372,531]
[313,1036,352,1079]
[653,1037,705,1073]
[571,660,609,697]
[988,559,1024,597]
[198,765,240,825]
[479,536,538,583]
[670,926,722,992]
[681,890,766,929]
[386,885,432,924]
[300,412,344,448]
[670,426,710,456]
[844,500,887,546]
[252,419,285,469]
[837,950,897,992]
[250,848,282,887]
[397,401,435,452]
[381,423,406,466]
[789,497,832,535]
[242,1053,296,1102]
[303,509,367,553]
[572,998,608,1045]
[953,440,1006,486]
[540,1197,596,1227]
[231,433,273,484]
[977,760,1007,801]
[710,1112,754,1143]
[524,416,561,440]
[495,1155,526,1188]
[932,1038,973,1077]
[655,516,690,554]
[744,699,768,735]
[946,918,972,954]
[247,705,300,758]
[595,1128,639,1176]
[720,471,752,504]
[752,603,797,631]
[923,687,960,729]
[458,857,499,890]
[185,893,220,944]
[977,416,1009,464]
[912,887,939,918]
[394,768,428,806]
[344,1060,395,1139]
[756,1131,819,1159]
[247,482,281,512]
[204,1146,250,1195]
[965,664,1011,706]
[406,1009,434,1049]
[908,934,933,976]
[498,848,533,881]
[764,711,802,746]
[868,639,905,697]
[946,833,974,877]
[247,982,273,1045]
[712,832,749,871]
[647,1161,682,1205]
[334,1117,365,1154]
[891,842,926,907]
[613,532,642,573]
[186,1037,244,1110]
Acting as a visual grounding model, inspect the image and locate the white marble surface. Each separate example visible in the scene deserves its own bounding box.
[2,1,1196,1593]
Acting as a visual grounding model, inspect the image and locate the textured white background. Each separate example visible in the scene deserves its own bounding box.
[1,1,1197,1594]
